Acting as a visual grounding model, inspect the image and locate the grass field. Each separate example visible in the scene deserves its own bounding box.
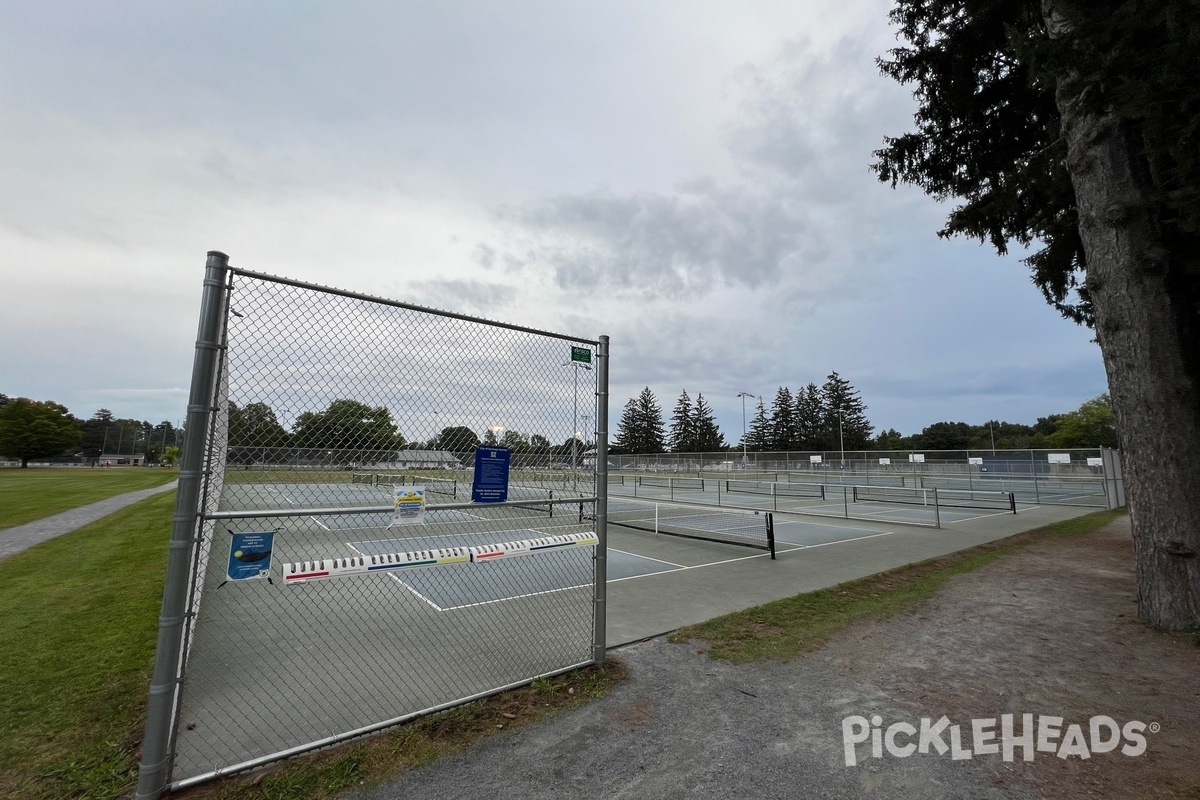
[0,491,175,799]
[0,468,178,529]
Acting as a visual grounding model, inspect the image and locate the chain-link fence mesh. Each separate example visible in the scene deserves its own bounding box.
[161,267,604,788]
[609,448,1112,509]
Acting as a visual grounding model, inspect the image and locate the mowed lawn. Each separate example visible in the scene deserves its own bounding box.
[0,490,175,799]
[0,468,178,529]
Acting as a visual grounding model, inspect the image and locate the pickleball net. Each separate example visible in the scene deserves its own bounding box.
[582,497,775,558]
[852,485,1016,513]
[351,472,458,499]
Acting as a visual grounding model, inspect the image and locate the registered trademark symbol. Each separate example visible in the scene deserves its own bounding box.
[1149,722,1161,734]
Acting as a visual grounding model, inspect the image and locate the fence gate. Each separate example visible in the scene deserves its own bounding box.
[135,252,610,798]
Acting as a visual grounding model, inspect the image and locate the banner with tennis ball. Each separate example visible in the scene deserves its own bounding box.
[226,531,275,581]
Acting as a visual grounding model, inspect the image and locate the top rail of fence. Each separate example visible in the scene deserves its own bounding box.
[229,267,600,345]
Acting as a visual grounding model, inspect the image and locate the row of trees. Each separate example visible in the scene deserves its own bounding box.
[0,388,1122,469]
[875,396,1119,452]
[0,395,181,467]
[614,373,874,454]
[746,373,873,452]
[228,399,591,463]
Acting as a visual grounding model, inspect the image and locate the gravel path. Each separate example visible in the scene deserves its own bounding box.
[0,480,178,560]
[353,516,1199,799]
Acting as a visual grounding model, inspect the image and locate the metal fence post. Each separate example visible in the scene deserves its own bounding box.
[592,335,609,664]
[1030,449,1041,503]
[135,251,230,800]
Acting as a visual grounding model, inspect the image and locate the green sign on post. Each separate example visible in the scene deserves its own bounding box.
[570,346,592,364]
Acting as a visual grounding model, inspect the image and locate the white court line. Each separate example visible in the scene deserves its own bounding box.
[772,518,890,535]
[776,530,898,550]
[946,508,1025,524]
[418,546,771,610]
[344,541,446,611]
[609,547,685,569]
[267,485,334,531]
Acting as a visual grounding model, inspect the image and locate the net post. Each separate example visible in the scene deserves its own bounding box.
[591,335,609,665]
[766,513,776,560]
[1030,450,1041,503]
[1008,491,1017,514]
[933,487,942,528]
[135,251,231,800]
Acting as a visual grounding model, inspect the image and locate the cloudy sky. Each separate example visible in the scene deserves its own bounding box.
[0,0,1107,441]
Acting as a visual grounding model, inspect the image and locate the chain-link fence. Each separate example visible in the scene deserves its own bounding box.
[610,447,1114,508]
[136,253,609,797]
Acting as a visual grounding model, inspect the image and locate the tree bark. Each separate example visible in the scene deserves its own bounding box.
[1046,3,1200,628]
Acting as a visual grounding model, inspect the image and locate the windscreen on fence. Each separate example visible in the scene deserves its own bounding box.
[136,254,609,798]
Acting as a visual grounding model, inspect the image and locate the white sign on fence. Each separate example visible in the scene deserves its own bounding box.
[810,455,823,463]
[1087,457,1103,467]
[878,457,891,465]
[908,453,925,463]
[1048,453,1071,464]
[968,457,983,465]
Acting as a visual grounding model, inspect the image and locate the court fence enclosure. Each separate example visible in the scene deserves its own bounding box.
[135,252,611,799]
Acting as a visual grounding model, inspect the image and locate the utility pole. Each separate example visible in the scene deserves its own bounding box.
[737,391,754,467]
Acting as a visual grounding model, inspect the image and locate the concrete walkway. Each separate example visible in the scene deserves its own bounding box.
[0,481,178,560]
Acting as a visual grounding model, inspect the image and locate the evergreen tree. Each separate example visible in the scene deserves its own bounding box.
[793,383,823,450]
[873,0,1200,627]
[819,373,873,451]
[746,397,770,451]
[768,387,795,451]
[669,390,695,453]
[614,388,665,454]
[691,393,725,452]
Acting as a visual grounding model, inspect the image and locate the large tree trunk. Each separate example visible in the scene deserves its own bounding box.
[1046,5,1200,628]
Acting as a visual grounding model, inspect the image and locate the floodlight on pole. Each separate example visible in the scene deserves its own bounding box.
[737,391,754,467]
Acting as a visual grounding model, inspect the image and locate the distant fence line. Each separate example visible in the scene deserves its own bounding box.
[611,447,1110,478]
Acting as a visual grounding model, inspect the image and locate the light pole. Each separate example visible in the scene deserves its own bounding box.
[562,361,592,488]
[989,421,996,455]
[737,391,754,467]
[836,407,846,473]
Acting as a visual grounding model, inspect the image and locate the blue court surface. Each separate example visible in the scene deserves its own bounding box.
[337,512,898,611]
[348,533,676,610]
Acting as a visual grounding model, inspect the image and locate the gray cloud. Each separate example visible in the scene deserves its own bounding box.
[476,28,924,305]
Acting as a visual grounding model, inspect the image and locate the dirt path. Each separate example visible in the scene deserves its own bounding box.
[358,516,1199,799]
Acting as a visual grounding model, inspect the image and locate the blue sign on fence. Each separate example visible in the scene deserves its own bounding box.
[226,531,275,581]
[472,446,511,503]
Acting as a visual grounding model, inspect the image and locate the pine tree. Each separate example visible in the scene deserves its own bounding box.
[691,393,725,452]
[615,387,665,454]
[614,397,640,454]
[669,390,695,453]
[768,387,795,451]
[746,397,770,451]
[873,0,1200,628]
[793,383,823,450]
[819,372,873,452]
